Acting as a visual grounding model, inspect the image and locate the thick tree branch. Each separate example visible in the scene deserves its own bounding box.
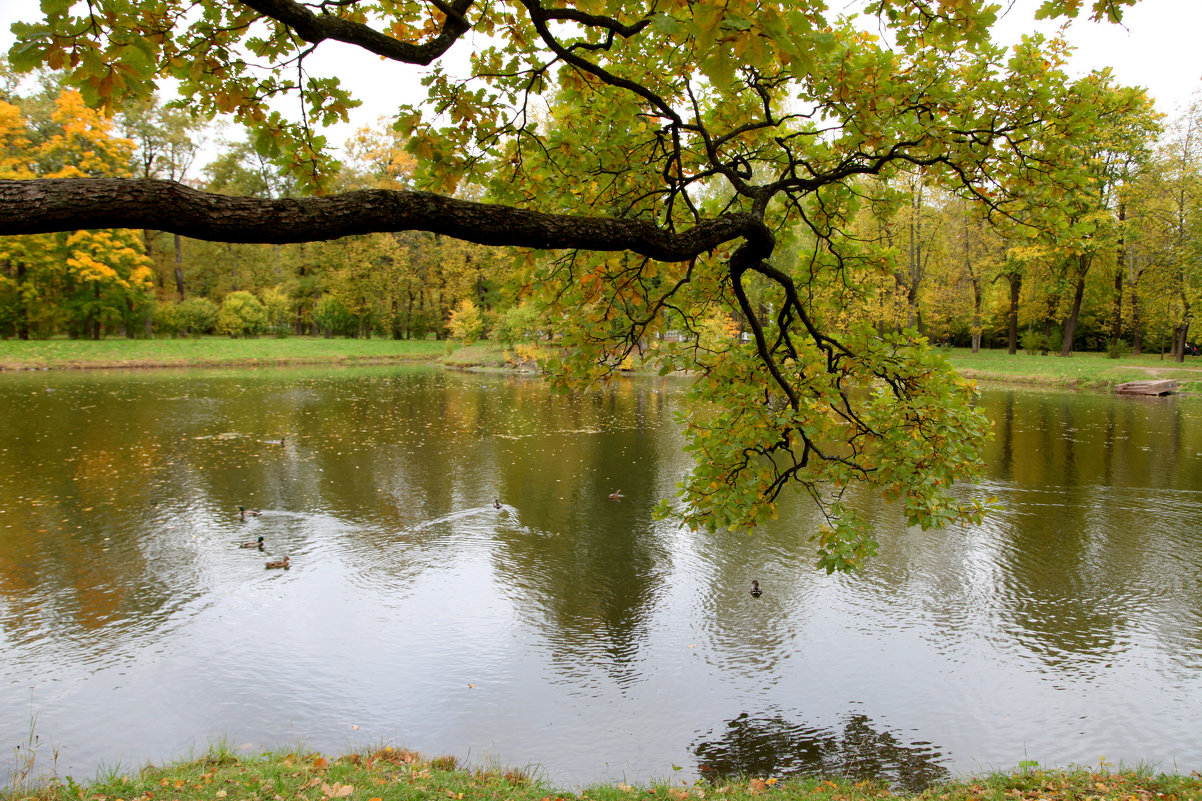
[237,0,473,65]
[0,178,764,261]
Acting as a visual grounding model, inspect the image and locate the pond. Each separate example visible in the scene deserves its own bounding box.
[1,366,1201,791]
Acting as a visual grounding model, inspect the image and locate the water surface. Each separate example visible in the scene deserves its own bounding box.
[1,367,1200,789]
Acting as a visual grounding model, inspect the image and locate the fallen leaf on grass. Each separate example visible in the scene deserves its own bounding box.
[321,782,353,798]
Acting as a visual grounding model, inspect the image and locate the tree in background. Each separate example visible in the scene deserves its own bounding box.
[0,86,152,338]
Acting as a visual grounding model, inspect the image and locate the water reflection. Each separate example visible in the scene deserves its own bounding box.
[694,711,948,793]
[1,372,1201,788]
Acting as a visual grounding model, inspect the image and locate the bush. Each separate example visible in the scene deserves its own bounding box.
[217,291,267,338]
[491,302,543,344]
[152,301,181,337]
[1021,330,1046,355]
[313,296,358,337]
[448,298,484,344]
[261,286,293,338]
[175,297,220,337]
[1107,338,1132,359]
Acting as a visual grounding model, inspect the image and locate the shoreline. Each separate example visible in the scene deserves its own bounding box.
[4,747,1199,801]
[3,339,1202,393]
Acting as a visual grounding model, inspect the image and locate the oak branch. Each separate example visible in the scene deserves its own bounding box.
[0,178,768,262]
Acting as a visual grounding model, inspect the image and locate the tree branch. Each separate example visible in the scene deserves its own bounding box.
[0,178,764,261]
[237,0,473,65]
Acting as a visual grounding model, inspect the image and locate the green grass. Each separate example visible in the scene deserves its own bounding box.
[0,337,445,370]
[943,347,1202,392]
[4,338,1202,395]
[4,748,1200,801]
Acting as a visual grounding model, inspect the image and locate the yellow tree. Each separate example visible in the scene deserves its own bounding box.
[0,88,152,338]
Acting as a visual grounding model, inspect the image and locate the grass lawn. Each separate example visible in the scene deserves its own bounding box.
[943,347,1202,392]
[4,338,1202,394]
[0,337,446,370]
[3,747,1199,801]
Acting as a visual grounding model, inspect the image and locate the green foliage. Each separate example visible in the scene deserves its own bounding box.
[492,302,543,345]
[175,297,218,337]
[1106,338,1131,359]
[260,285,292,338]
[152,300,181,337]
[217,290,266,338]
[1021,330,1048,355]
[313,295,358,338]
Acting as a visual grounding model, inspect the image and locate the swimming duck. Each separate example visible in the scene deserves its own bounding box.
[265,556,290,570]
[238,505,261,519]
[750,580,763,597]
[494,498,502,509]
[608,490,624,500]
[240,535,265,549]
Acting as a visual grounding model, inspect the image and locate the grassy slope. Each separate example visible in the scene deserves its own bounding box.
[943,348,1202,392]
[4,748,1199,801]
[0,338,446,370]
[4,339,1202,394]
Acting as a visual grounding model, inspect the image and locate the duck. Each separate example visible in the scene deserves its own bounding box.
[265,556,290,570]
[608,490,624,500]
[240,535,265,549]
[263,437,286,446]
[494,498,502,509]
[238,505,261,519]
[750,580,763,597]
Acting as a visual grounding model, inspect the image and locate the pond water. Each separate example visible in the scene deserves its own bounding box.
[1,366,1201,790]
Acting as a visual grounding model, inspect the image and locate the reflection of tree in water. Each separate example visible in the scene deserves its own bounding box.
[693,711,948,793]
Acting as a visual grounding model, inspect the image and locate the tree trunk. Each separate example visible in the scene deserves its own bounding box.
[174,233,185,301]
[1007,274,1020,355]
[1131,287,1143,355]
[971,280,982,354]
[13,260,30,341]
[1110,202,1125,343]
[1059,254,1090,357]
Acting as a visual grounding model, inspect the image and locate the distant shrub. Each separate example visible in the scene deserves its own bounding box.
[218,291,267,338]
[152,301,181,337]
[1021,330,1046,355]
[313,296,358,338]
[261,286,292,338]
[1107,338,1132,359]
[175,297,220,338]
[492,302,542,345]
[448,298,484,345]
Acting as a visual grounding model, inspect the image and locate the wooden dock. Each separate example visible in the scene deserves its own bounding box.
[1115,379,1179,396]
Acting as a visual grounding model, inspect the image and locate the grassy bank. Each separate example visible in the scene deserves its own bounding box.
[943,347,1202,392]
[4,748,1200,801]
[4,338,1202,394]
[0,338,446,370]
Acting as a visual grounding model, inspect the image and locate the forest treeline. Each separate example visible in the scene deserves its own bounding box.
[1,64,1198,359]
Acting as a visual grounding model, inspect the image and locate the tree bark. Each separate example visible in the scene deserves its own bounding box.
[0,178,768,262]
[174,233,185,301]
[1007,273,1020,355]
[1059,254,1090,357]
[1110,202,1125,344]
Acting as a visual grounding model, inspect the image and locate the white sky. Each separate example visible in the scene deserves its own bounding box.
[1,0,1199,147]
